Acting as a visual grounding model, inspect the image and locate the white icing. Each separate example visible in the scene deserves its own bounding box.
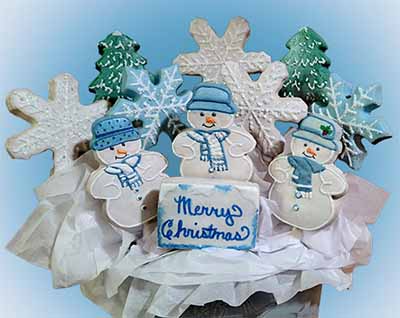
[6,73,108,174]
[173,110,256,181]
[88,143,168,229]
[269,138,348,231]
[157,177,260,250]
[174,17,270,83]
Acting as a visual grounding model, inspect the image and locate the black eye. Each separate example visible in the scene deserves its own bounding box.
[137,196,142,201]
[316,147,320,151]
[200,112,205,117]
[212,112,216,117]
[304,143,307,147]
[110,146,114,150]
[121,143,126,147]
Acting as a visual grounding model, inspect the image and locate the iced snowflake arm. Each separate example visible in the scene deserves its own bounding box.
[6,73,107,174]
[268,155,292,183]
[319,166,348,196]
[174,17,270,83]
[222,61,307,160]
[108,65,192,149]
[136,151,168,181]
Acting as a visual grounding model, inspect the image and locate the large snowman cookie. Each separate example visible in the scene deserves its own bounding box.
[87,116,168,228]
[268,114,348,230]
[173,83,256,181]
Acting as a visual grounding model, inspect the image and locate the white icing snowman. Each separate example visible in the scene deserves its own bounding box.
[173,83,256,181]
[87,116,168,229]
[268,114,348,231]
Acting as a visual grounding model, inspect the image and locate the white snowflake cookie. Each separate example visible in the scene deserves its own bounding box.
[6,73,108,174]
[268,114,348,230]
[87,116,168,228]
[174,16,270,83]
[173,83,256,181]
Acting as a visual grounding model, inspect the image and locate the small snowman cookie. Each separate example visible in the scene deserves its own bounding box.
[173,83,256,181]
[87,116,168,228]
[268,114,348,230]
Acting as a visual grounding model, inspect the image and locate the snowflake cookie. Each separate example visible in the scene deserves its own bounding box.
[174,16,269,83]
[311,74,392,169]
[108,64,192,148]
[6,73,108,174]
[222,61,308,161]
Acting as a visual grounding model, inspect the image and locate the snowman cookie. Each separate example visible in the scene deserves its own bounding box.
[87,116,168,228]
[172,83,256,181]
[268,114,348,231]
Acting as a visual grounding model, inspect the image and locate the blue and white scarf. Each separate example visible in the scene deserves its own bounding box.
[187,129,230,173]
[288,155,325,193]
[104,154,143,191]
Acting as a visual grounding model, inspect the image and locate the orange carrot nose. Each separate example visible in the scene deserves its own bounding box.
[306,147,317,157]
[117,149,128,155]
[205,116,216,124]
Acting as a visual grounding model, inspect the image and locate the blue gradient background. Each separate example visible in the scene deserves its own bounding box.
[1,1,398,317]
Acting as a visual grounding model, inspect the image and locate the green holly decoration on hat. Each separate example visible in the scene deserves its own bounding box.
[320,124,333,136]
[89,31,147,104]
[280,27,331,106]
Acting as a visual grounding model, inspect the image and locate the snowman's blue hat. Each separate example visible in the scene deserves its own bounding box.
[292,114,342,151]
[187,83,238,114]
[90,115,140,151]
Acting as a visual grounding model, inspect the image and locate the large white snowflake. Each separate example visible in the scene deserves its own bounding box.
[6,73,108,174]
[174,16,269,83]
[222,61,308,161]
[108,64,192,148]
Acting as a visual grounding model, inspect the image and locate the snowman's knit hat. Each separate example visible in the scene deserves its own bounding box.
[90,116,140,151]
[187,83,238,114]
[292,114,342,151]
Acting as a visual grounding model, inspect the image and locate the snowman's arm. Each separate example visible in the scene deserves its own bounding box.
[87,169,122,200]
[172,131,197,159]
[226,128,256,157]
[268,156,292,183]
[319,166,348,197]
[136,151,168,181]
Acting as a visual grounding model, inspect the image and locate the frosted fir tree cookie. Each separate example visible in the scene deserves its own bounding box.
[87,116,168,228]
[172,83,256,181]
[268,114,348,230]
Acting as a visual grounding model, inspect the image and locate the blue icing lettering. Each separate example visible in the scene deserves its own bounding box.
[215,184,232,192]
[173,195,243,226]
[160,219,251,242]
[178,183,191,191]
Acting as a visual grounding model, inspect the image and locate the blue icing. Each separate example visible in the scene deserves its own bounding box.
[178,183,191,191]
[214,184,233,193]
[174,195,242,226]
[159,219,250,243]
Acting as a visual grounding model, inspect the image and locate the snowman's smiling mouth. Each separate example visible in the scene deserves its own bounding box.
[302,151,316,159]
[115,154,128,160]
[202,123,216,128]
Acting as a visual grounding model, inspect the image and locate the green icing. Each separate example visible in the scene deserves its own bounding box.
[280,27,331,106]
[89,31,147,104]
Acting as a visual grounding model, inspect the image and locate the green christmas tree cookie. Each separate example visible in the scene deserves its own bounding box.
[89,31,147,104]
[280,27,331,106]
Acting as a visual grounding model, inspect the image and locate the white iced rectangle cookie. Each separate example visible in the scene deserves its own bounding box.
[157,177,260,250]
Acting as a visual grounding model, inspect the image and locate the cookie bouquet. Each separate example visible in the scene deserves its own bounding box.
[6,17,390,317]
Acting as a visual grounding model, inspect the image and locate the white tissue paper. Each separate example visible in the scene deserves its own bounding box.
[80,173,388,318]
[7,149,388,317]
[7,151,138,288]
